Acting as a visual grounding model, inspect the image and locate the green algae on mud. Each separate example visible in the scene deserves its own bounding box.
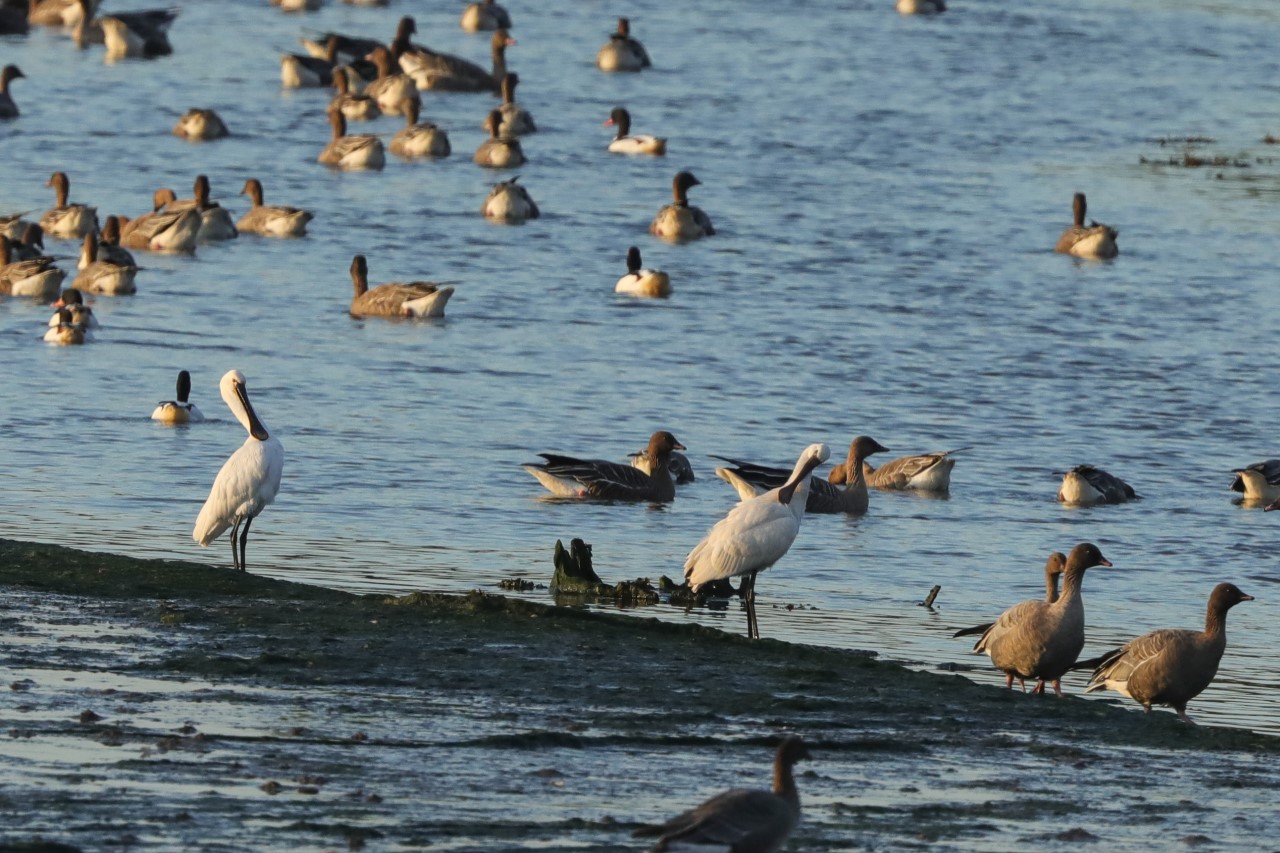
[3,538,1280,852]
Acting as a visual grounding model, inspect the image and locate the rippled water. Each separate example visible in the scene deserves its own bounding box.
[3,0,1280,735]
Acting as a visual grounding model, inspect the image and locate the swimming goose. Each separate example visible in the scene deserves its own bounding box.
[473,109,526,168]
[650,171,714,243]
[300,26,383,65]
[363,46,419,115]
[0,235,66,298]
[605,106,665,155]
[0,64,24,119]
[43,307,87,345]
[317,108,386,170]
[614,246,670,298]
[172,108,228,141]
[12,223,45,261]
[28,0,91,27]
[493,72,535,136]
[633,737,809,853]
[48,287,98,328]
[687,443,830,639]
[236,179,313,238]
[100,8,177,60]
[964,542,1112,696]
[1,211,31,240]
[330,69,380,121]
[1055,192,1119,259]
[390,97,452,158]
[73,232,137,295]
[629,447,694,484]
[119,194,200,253]
[348,254,454,318]
[272,0,322,11]
[39,172,98,240]
[1058,464,1137,505]
[281,49,336,88]
[78,215,136,268]
[1229,459,1280,504]
[482,176,538,224]
[460,0,510,32]
[398,26,514,93]
[160,176,238,241]
[596,17,650,72]
[151,369,204,424]
[1087,583,1253,724]
[523,431,686,502]
[714,435,889,515]
[829,447,968,492]
[897,0,946,14]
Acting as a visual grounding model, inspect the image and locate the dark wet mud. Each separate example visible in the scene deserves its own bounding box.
[2,538,1279,852]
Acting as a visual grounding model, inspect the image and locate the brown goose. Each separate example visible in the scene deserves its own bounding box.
[650,171,714,243]
[11,222,44,261]
[481,176,538,224]
[363,46,418,115]
[0,234,65,298]
[118,193,200,253]
[460,0,510,32]
[390,98,452,159]
[966,542,1112,696]
[79,215,136,268]
[1086,583,1253,724]
[633,737,808,853]
[72,232,136,295]
[161,175,238,241]
[99,7,177,59]
[236,179,313,238]
[713,436,889,515]
[348,254,454,318]
[1,210,31,240]
[494,72,535,136]
[473,109,526,168]
[596,17,650,72]
[172,108,228,141]
[330,69,380,121]
[1230,459,1280,504]
[0,64,24,119]
[317,109,385,170]
[829,447,968,492]
[522,431,686,502]
[39,171,98,240]
[28,0,91,27]
[1058,464,1137,505]
[398,26,514,93]
[1055,192,1118,259]
[629,446,694,484]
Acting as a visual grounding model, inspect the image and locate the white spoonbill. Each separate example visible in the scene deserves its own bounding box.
[684,443,829,639]
[193,370,284,572]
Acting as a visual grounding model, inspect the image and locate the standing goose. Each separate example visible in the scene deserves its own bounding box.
[604,106,665,155]
[596,17,650,72]
[172,108,228,141]
[473,109,526,168]
[460,0,511,32]
[0,235,66,298]
[236,179,313,238]
[329,69,380,121]
[73,232,137,295]
[162,175,238,241]
[152,370,204,423]
[650,171,714,243]
[686,443,830,639]
[522,430,686,502]
[614,246,670,298]
[482,176,538,224]
[714,436,889,515]
[39,172,98,240]
[1055,192,1119,259]
[363,46,418,115]
[1058,464,1137,505]
[829,447,968,493]
[964,542,1112,696]
[0,65,24,119]
[1087,583,1253,724]
[193,370,284,573]
[390,98,452,159]
[318,108,385,170]
[633,737,809,853]
[494,72,535,136]
[119,192,201,253]
[48,288,98,329]
[348,254,454,318]
[1229,459,1280,504]
[398,27,514,93]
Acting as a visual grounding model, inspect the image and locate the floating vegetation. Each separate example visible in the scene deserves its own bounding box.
[1139,152,1251,169]
[1148,135,1217,145]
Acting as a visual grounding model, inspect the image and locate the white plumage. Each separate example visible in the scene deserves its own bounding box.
[192,370,284,572]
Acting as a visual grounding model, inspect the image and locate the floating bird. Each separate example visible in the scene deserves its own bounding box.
[1058,464,1137,505]
[460,0,511,32]
[39,172,98,240]
[597,17,650,72]
[330,69,380,121]
[714,436,888,515]
[160,176,238,241]
[1055,192,1118,259]
[605,106,666,155]
[629,447,694,484]
[43,307,87,345]
[72,232,137,295]
[0,235,65,298]
[829,447,968,493]
[300,25,384,65]
[0,65,24,119]
[1,211,31,240]
[686,443,830,639]
[318,108,385,170]
[633,737,809,853]
[962,542,1112,696]
[348,254,454,318]
[119,194,200,253]
[614,246,671,298]
[651,171,714,243]
[48,288,98,329]
[281,48,336,88]
[172,108,228,141]
[1087,583,1253,724]
[11,223,45,261]
[29,0,91,28]
[398,26,514,94]
[0,4,29,34]
[236,179,313,238]
[152,370,205,424]
[897,0,946,14]
[193,370,285,572]
[523,431,686,502]
[1230,459,1280,504]
[390,98,452,159]
[84,216,136,268]
[482,176,539,224]
[473,109,526,168]
[363,46,419,115]
[99,7,177,60]
[494,72,535,136]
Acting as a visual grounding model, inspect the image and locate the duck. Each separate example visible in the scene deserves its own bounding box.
[494,72,535,136]
[317,108,386,170]
[172,108,228,141]
[473,110,526,168]
[897,0,946,14]
[43,307,87,345]
[72,232,137,295]
[604,106,665,155]
[390,98,452,159]
[99,7,177,60]
[1087,583,1253,724]
[1229,459,1280,504]
[78,215,136,268]
[596,17,650,72]
[460,0,510,32]
[160,176,238,241]
[522,431,686,502]
[633,737,808,853]
[1055,192,1119,259]
[398,26,515,93]
[348,254,454,318]
[48,288,98,329]
[650,171,714,243]
[1058,464,1137,505]
[629,447,694,484]
[829,446,968,493]
[118,193,201,253]
[28,0,91,27]
[39,172,98,240]
[363,46,419,116]
[0,235,66,298]
[482,176,539,224]
[151,369,205,424]
[236,179,314,238]
[11,223,46,261]
[963,542,1112,696]
[0,64,24,119]
[330,69,380,121]
[614,246,670,298]
[713,435,889,515]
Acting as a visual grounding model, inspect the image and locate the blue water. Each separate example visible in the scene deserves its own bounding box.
[3,0,1280,734]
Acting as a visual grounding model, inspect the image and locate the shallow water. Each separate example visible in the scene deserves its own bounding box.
[3,0,1280,737]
